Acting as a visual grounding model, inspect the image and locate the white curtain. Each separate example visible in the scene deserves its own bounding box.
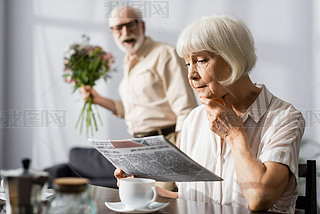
[312,0,320,143]
[0,0,5,168]
[3,0,320,202]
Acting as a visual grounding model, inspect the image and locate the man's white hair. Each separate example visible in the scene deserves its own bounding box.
[109,6,143,26]
[177,15,257,86]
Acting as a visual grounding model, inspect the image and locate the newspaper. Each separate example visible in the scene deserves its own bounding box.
[90,135,222,182]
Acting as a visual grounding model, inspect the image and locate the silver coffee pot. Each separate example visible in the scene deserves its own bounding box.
[2,158,49,214]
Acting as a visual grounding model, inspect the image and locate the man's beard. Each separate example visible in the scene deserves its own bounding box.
[115,34,144,54]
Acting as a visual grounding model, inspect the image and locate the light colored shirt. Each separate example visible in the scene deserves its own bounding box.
[177,84,305,213]
[114,37,197,134]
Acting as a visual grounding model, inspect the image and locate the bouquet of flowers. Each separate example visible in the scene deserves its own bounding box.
[63,35,115,136]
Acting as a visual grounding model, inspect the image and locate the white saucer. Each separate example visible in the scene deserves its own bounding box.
[105,201,169,213]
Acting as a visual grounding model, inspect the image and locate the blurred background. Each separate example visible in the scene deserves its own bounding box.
[0,0,319,204]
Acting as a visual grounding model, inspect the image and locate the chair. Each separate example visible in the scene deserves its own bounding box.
[295,160,317,214]
[44,147,117,189]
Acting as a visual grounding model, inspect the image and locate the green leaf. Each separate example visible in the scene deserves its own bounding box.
[91,56,101,72]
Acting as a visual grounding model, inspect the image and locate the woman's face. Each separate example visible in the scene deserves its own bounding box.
[185,51,231,100]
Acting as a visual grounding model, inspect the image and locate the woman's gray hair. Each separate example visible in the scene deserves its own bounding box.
[176,15,257,85]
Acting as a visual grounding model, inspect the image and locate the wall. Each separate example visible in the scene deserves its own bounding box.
[3,0,34,169]
[30,0,128,169]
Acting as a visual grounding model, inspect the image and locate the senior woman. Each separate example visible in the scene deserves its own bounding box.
[115,15,305,213]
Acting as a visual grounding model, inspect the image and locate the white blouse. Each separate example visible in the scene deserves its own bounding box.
[177,84,305,213]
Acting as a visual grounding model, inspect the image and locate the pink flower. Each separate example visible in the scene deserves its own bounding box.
[63,75,74,84]
[102,52,115,63]
[88,46,103,56]
[64,68,72,73]
[87,47,94,56]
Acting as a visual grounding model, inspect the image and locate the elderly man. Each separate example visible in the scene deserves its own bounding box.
[82,6,197,191]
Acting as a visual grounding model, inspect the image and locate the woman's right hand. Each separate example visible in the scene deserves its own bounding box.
[114,168,134,187]
[80,85,101,104]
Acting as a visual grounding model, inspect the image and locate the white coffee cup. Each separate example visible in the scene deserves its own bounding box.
[119,177,157,209]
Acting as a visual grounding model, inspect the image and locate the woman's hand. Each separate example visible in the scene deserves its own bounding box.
[199,95,245,142]
[156,186,179,199]
[80,85,102,105]
[114,168,135,187]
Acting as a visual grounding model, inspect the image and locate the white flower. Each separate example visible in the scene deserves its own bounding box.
[77,43,88,51]
[63,46,76,58]
[63,43,73,52]
[66,49,75,58]
[63,43,76,56]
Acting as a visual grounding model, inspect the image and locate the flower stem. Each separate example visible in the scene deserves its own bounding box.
[94,104,103,126]
[79,102,88,135]
[92,106,98,131]
[76,101,87,129]
[86,101,91,137]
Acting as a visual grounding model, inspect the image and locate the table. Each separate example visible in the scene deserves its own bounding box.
[0,185,304,213]
[89,185,302,214]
